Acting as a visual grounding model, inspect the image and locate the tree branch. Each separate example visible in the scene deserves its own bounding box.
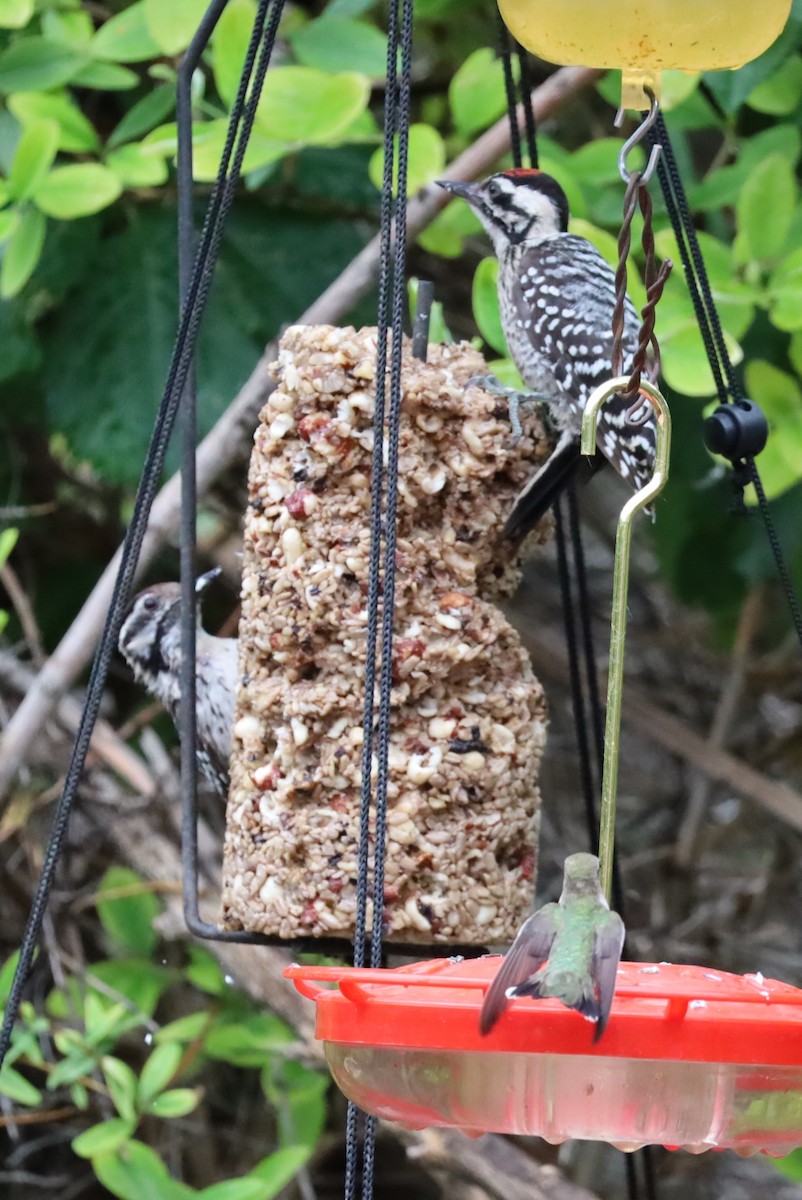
[0,65,601,799]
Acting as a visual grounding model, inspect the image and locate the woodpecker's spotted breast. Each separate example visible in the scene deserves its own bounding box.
[437,169,658,537]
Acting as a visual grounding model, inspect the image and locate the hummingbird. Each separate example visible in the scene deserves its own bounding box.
[479,852,625,1043]
[117,568,238,797]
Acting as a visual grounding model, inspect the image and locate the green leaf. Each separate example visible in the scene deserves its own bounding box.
[204,1013,294,1067]
[140,118,288,182]
[71,60,139,90]
[184,944,227,996]
[95,866,162,955]
[0,527,19,567]
[325,0,376,14]
[747,53,802,114]
[1,205,46,297]
[102,1056,139,1122]
[265,1060,328,1149]
[368,123,445,196]
[417,197,480,258]
[8,91,99,153]
[156,1012,211,1043]
[768,247,802,330]
[107,83,175,149]
[255,67,370,144]
[83,996,131,1047]
[290,17,388,76]
[471,257,506,356]
[449,47,509,136]
[250,1146,313,1196]
[0,38,88,92]
[773,1148,802,1182]
[47,1052,98,1090]
[0,1064,42,1106]
[89,958,170,1017]
[138,1042,182,1103]
[73,1118,136,1159]
[733,153,796,265]
[106,143,168,188]
[41,203,364,484]
[661,321,742,397]
[212,0,256,107]
[41,9,94,47]
[147,1087,200,1118]
[91,3,162,63]
[660,70,700,111]
[0,0,33,30]
[743,360,802,500]
[7,118,59,201]
[704,11,802,113]
[144,0,208,55]
[33,163,122,218]
[93,1141,195,1200]
[199,1180,279,1200]
[570,137,640,186]
[0,210,17,240]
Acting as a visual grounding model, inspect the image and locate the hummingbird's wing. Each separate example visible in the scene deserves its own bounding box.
[590,910,625,1043]
[479,904,558,1035]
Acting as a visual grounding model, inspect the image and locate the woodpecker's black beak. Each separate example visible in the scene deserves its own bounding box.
[437,178,482,204]
[195,566,222,594]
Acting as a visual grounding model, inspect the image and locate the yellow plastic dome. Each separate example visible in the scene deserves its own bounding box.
[497,0,793,107]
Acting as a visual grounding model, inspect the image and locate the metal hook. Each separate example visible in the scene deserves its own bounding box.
[615,86,662,186]
[580,377,671,900]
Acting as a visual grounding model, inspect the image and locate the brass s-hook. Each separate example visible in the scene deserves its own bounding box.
[615,86,662,186]
[580,377,671,901]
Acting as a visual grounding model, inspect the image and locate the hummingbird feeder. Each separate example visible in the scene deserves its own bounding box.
[287,379,802,1153]
[495,0,793,107]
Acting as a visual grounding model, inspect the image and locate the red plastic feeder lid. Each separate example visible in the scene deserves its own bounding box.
[286,957,802,1064]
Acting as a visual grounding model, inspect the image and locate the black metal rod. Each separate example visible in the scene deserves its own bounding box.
[412,279,434,361]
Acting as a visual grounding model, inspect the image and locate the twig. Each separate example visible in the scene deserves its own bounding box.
[0,65,601,800]
[0,1108,77,1129]
[674,587,762,865]
[395,1127,600,1200]
[0,650,155,798]
[523,627,802,833]
[0,503,57,521]
[0,563,45,667]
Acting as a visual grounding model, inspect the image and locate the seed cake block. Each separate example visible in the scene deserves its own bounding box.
[223,324,550,943]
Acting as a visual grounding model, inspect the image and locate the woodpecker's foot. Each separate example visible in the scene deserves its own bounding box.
[467,375,553,443]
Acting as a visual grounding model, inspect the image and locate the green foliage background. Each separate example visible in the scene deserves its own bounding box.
[3,0,802,1193]
[2,0,802,638]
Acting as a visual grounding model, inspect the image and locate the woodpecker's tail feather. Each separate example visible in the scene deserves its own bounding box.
[502,434,603,541]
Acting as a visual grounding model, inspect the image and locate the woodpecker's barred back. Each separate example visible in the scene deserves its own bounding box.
[438,169,656,538]
[118,572,238,797]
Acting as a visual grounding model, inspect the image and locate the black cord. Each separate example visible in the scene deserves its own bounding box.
[497,8,522,168]
[516,46,539,169]
[0,0,281,1071]
[346,0,414,1196]
[651,115,802,653]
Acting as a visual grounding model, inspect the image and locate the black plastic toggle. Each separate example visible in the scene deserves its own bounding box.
[703,399,769,462]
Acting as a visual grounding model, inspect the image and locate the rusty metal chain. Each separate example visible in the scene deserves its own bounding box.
[610,169,672,421]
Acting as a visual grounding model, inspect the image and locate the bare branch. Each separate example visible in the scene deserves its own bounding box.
[0,65,601,798]
[524,627,802,834]
[0,650,155,798]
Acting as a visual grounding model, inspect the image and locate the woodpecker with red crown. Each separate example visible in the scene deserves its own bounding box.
[438,169,656,538]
